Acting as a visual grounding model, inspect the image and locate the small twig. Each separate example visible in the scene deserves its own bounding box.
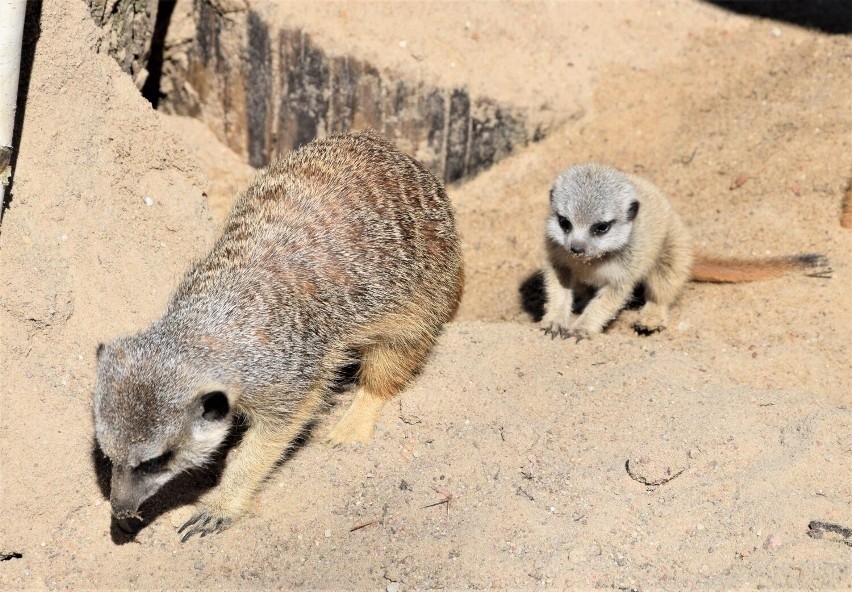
[349,519,380,532]
[625,459,686,486]
[516,486,535,501]
[421,499,450,511]
[422,486,454,516]
[1,551,22,561]
[397,399,422,425]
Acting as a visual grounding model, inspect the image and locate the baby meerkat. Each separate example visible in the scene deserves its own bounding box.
[94,131,463,540]
[541,163,829,340]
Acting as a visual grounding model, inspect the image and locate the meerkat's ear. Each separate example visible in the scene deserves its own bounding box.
[96,343,105,359]
[627,200,639,221]
[199,390,230,421]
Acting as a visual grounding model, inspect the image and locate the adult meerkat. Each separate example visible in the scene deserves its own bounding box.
[94,131,463,540]
[541,163,828,340]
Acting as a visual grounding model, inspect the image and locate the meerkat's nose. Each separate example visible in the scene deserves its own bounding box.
[570,243,586,255]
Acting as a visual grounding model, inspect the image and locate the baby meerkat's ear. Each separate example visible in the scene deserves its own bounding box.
[96,343,105,359]
[198,389,230,422]
[627,200,639,221]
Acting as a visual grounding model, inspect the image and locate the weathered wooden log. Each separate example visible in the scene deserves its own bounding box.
[157,3,549,183]
[87,0,160,89]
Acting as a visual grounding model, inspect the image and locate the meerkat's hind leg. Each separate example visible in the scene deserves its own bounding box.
[631,301,669,335]
[633,251,690,336]
[326,334,433,445]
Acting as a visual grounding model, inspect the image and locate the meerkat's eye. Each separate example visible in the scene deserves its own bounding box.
[557,215,572,232]
[134,450,173,474]
[592,221,612,236]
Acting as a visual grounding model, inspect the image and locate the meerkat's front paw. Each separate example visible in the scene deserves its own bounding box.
[540,321,571,340]
[566,326,593,343]
[178,497,244,541]
[540,310,573,340]
[178,509,235,541]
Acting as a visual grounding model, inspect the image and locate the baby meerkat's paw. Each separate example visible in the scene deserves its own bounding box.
[632,321,665,336]
[632,303,668,336]
[540,309,574,340]
[565,326,593,343]
[540,320,571,340]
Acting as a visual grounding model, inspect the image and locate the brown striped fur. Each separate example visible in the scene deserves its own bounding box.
[93,131,463,539]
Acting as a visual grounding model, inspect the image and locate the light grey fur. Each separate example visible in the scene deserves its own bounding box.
[546,164,639,260]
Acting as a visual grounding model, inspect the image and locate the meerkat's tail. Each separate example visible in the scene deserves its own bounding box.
[691,253,832,283]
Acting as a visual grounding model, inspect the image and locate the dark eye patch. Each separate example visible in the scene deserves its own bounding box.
[592,221,614,235]
[557,215,572,232]
[134,450,173,474]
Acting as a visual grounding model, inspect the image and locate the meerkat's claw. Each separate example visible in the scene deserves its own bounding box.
[541,323,571,340]
[178,511,232,542]
[568,329,591,343]
[633,323,664,336]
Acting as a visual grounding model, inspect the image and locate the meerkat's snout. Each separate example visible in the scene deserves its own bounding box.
[569,241,587,256]
[109,466,150,532]
[107,456,175,533]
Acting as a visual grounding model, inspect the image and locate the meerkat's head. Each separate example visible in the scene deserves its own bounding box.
[547,164,640,261]
[93,334,234,527]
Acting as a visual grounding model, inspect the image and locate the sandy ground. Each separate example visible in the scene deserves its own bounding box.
[1,1,850,590]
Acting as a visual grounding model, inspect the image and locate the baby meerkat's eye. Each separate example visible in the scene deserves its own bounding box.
[134,450,173,474]
[592,221,612,235]
[557,215,572,232]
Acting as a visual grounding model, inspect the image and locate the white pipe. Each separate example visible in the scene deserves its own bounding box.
[0,0,27,207]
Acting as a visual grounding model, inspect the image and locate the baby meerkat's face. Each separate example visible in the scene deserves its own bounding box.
[546,164,639,261]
